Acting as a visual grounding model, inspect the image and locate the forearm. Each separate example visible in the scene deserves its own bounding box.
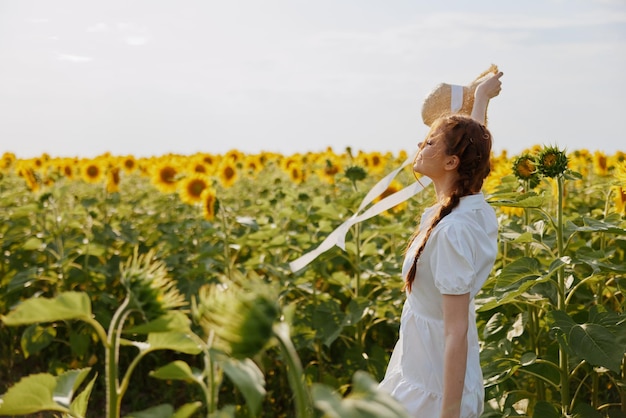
[440,333,468,418]
[470,92,489,125]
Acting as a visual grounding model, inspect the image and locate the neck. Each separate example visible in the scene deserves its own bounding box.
[432,175,458,204]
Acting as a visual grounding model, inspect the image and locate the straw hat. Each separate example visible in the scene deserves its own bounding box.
[421,64,499,126]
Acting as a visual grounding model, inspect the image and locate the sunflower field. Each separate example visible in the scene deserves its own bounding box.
[0,146,625,418]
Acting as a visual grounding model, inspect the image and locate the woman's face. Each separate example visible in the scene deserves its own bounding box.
[412,126,450,177]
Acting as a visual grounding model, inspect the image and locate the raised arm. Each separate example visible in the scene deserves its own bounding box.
[470,71,503,124]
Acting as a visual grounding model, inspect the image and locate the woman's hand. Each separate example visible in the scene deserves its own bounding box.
[470,71,503,124]
[475,71,503,101]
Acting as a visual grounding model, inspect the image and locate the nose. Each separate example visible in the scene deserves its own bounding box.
[417,142,423,149]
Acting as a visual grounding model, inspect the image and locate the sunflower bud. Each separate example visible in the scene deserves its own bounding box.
[536,146,569,178]
[345,166,367,183]
[120,248,186,321]
[195,282,279,359]
[512,153,540,188]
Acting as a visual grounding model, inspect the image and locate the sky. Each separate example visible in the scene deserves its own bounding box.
[1,0,625,159]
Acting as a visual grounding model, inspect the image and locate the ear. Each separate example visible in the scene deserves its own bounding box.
[444,155,460,171]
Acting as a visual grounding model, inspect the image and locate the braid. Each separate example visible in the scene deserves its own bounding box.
[403,114,493,293]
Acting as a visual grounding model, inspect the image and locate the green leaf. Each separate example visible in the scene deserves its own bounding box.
[570,323,623,372]
[1,291,92,326]
[495,257,542,291]
[520,352,537,366]
[7,267,39,292]
[572,402,602,418]
[312,371,410,418]
[483,312,507,339]
[22,236,44,250]
[208,405,236,418]
[311,297,346,347]
[222,358,266,415]
[512,231,535,243]
[124,311,191,334]
[172,402,203,418]
[134,331,203,355]
[125,404,174,418]
[70,373,98,418]
[549,310,624,372]
[532,401,560,418]
[489,194,545,208]
[0,373,68,415]
[69,329,91,357]
[574,247,626,273]
[21,324,56,358]
[549,310,577,335]
[150,360,198,382]
[53,368,92,408]
[479,256,568,312]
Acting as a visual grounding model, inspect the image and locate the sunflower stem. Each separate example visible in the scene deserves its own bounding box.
[220,206,233,281]
[555,175,570,416]
[106,296,132,418]
[273,322,314,418]
[354,222,363,345]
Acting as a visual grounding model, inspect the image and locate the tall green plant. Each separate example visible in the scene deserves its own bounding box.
[0,249,203,417]
[481,145,626,417]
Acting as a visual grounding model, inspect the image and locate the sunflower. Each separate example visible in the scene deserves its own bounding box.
[482,155,512,195]
[60,159,76,180]
[280,154,299,173]
[592,151,608,176]
[288,164,306,185]
[187,154,216,176]
[121,155,137,174]
[179,174,211,205]
[218,160,238,188]
[569,150,591,178]
[244,154,264,178]
[614,160,626,186]
[106,166,121,194]
[367,151,388,174]
[501,206,525,218]
[224,149,244,163]
[199,153,220,168]
[81,159,105,184]
[396,150,408,164]
[536,145,569,178]
[1,152,16,171]
[201,187,218,221]
[316,157,342,184]
[613,186,626,216]
[152,161,179,193]
[374,180,406,214]
[23,167,40,192]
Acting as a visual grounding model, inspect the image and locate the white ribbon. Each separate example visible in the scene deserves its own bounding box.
[451,84,463,113]
[289,154,433,273]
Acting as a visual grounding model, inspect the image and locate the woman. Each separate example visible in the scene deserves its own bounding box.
[379,74,502,418]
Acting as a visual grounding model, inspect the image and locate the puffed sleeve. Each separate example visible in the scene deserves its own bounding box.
[428,222,476,295]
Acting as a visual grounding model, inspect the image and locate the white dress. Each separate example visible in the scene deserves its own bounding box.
[379,193,498,418]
